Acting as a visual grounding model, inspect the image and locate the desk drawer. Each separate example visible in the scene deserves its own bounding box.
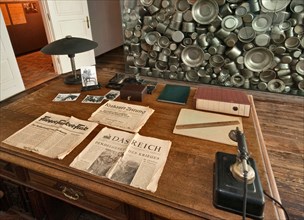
[28,170,128,220]
[0,160,27,182]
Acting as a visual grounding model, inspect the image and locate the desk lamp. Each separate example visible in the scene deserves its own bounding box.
[41,35,98,85]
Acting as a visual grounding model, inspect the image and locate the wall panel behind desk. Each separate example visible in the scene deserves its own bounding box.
[2,1,48,55]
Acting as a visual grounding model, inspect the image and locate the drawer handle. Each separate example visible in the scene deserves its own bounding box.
[61,186,80,200]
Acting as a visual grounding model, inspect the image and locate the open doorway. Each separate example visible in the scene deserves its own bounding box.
[0,0,57,89]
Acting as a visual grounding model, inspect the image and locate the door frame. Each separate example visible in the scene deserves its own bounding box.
[38,0,61,74]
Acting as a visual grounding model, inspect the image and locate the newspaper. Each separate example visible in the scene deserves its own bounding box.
[70,127,172,192]
[88,100,154,133]
[2,112,98,159]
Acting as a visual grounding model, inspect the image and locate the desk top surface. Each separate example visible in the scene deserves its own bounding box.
[0,75,280,219]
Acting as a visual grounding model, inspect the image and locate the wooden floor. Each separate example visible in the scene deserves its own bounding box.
[9,46,304,219]
[17,51,58,89]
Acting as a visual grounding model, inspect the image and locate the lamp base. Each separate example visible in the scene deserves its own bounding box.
[81,83,102,91]
[64,74,82,85]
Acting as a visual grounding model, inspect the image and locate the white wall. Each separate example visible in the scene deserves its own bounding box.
[88,0,123,56]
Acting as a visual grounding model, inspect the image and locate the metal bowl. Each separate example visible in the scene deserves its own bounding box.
[140,0,154,7]
[186,69,199,81]
[267,79,285,93]
[209,55,225,67]
[158,36,170,48]
[238,27,256,43]
[285,37,301,50]
[260,70,276,82]
[145,31,161,45]
[175,0,190,12]
[192,0,219,24]
[296,60,304,76]
[252,14,272,33]
[244,47,274,72]
[181,45,205,67]
[290,0,304,13]
[260,0,290,12]
[221,15,239,31]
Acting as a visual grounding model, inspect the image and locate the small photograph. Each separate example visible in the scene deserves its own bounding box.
[81,66,98,87]
[82,95,104,104]
[104,90,120,100]
[53,93,80,102]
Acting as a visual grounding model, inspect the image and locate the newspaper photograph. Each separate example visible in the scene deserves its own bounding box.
[70,127,171,192]
[2,112,98,159]
[70,127,134,176]
[88,100,154,133]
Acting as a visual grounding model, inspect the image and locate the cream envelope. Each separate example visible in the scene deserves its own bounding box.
[173,108,243,146]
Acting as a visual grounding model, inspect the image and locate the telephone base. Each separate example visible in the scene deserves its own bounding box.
[213,152,265,219]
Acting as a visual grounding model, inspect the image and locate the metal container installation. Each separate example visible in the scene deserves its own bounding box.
[121,0,304,96]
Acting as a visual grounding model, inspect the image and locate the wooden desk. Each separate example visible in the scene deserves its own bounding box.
[0,75,282,219]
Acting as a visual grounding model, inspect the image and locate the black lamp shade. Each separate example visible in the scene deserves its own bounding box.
[41,35,98,55]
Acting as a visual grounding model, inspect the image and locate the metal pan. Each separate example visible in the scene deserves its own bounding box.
[192,0,219,24]
[140,0,154,7]
[145,31,161,45]
[252,13,272,33]
[186,69,199,81]
[181,45,205,67]
[296,60,304,75]
[244,47,274,72]
[221,15,239,31]
[260,0,290,12]
[175,0,190,12]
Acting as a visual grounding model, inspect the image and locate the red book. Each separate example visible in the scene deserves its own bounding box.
[194,87,251,117]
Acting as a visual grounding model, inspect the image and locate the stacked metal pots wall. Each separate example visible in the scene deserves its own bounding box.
[121,0,304,95]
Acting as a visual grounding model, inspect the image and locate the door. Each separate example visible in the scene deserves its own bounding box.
[40,0,95,74]
[0,11,25,101]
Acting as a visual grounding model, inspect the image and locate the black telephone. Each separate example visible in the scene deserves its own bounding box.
[106,73,126,89]
[213,128,265,219]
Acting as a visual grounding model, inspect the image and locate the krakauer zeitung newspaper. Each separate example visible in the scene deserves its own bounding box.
[2,112,98,159]
[88,100,154,133]
[70,127,171,192]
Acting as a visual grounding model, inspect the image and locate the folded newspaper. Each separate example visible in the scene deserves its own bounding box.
[70,127,172,192]
[2,112,98,159]
[88,100,154,133]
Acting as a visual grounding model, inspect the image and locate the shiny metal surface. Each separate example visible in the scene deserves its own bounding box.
[186,69,199,81]
[181,45,205,67]
[221,15,239,31]
[145,31,161,45]
[260,0,291,12]
[252,13,272,33]
[209,55,225,67]
[255,34,270,47]
[267,79,285,93]
[285,37,301,50]
[121,0,303,96]
[244,47,274,72]
[238,27,256,43]
[192,0,219,24]
[296,60,304,75]
[260,70,276,82]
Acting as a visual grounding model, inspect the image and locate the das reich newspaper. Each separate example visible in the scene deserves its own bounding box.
[70,127,172,192]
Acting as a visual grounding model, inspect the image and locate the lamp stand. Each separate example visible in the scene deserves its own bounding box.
[64,54,82,85]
